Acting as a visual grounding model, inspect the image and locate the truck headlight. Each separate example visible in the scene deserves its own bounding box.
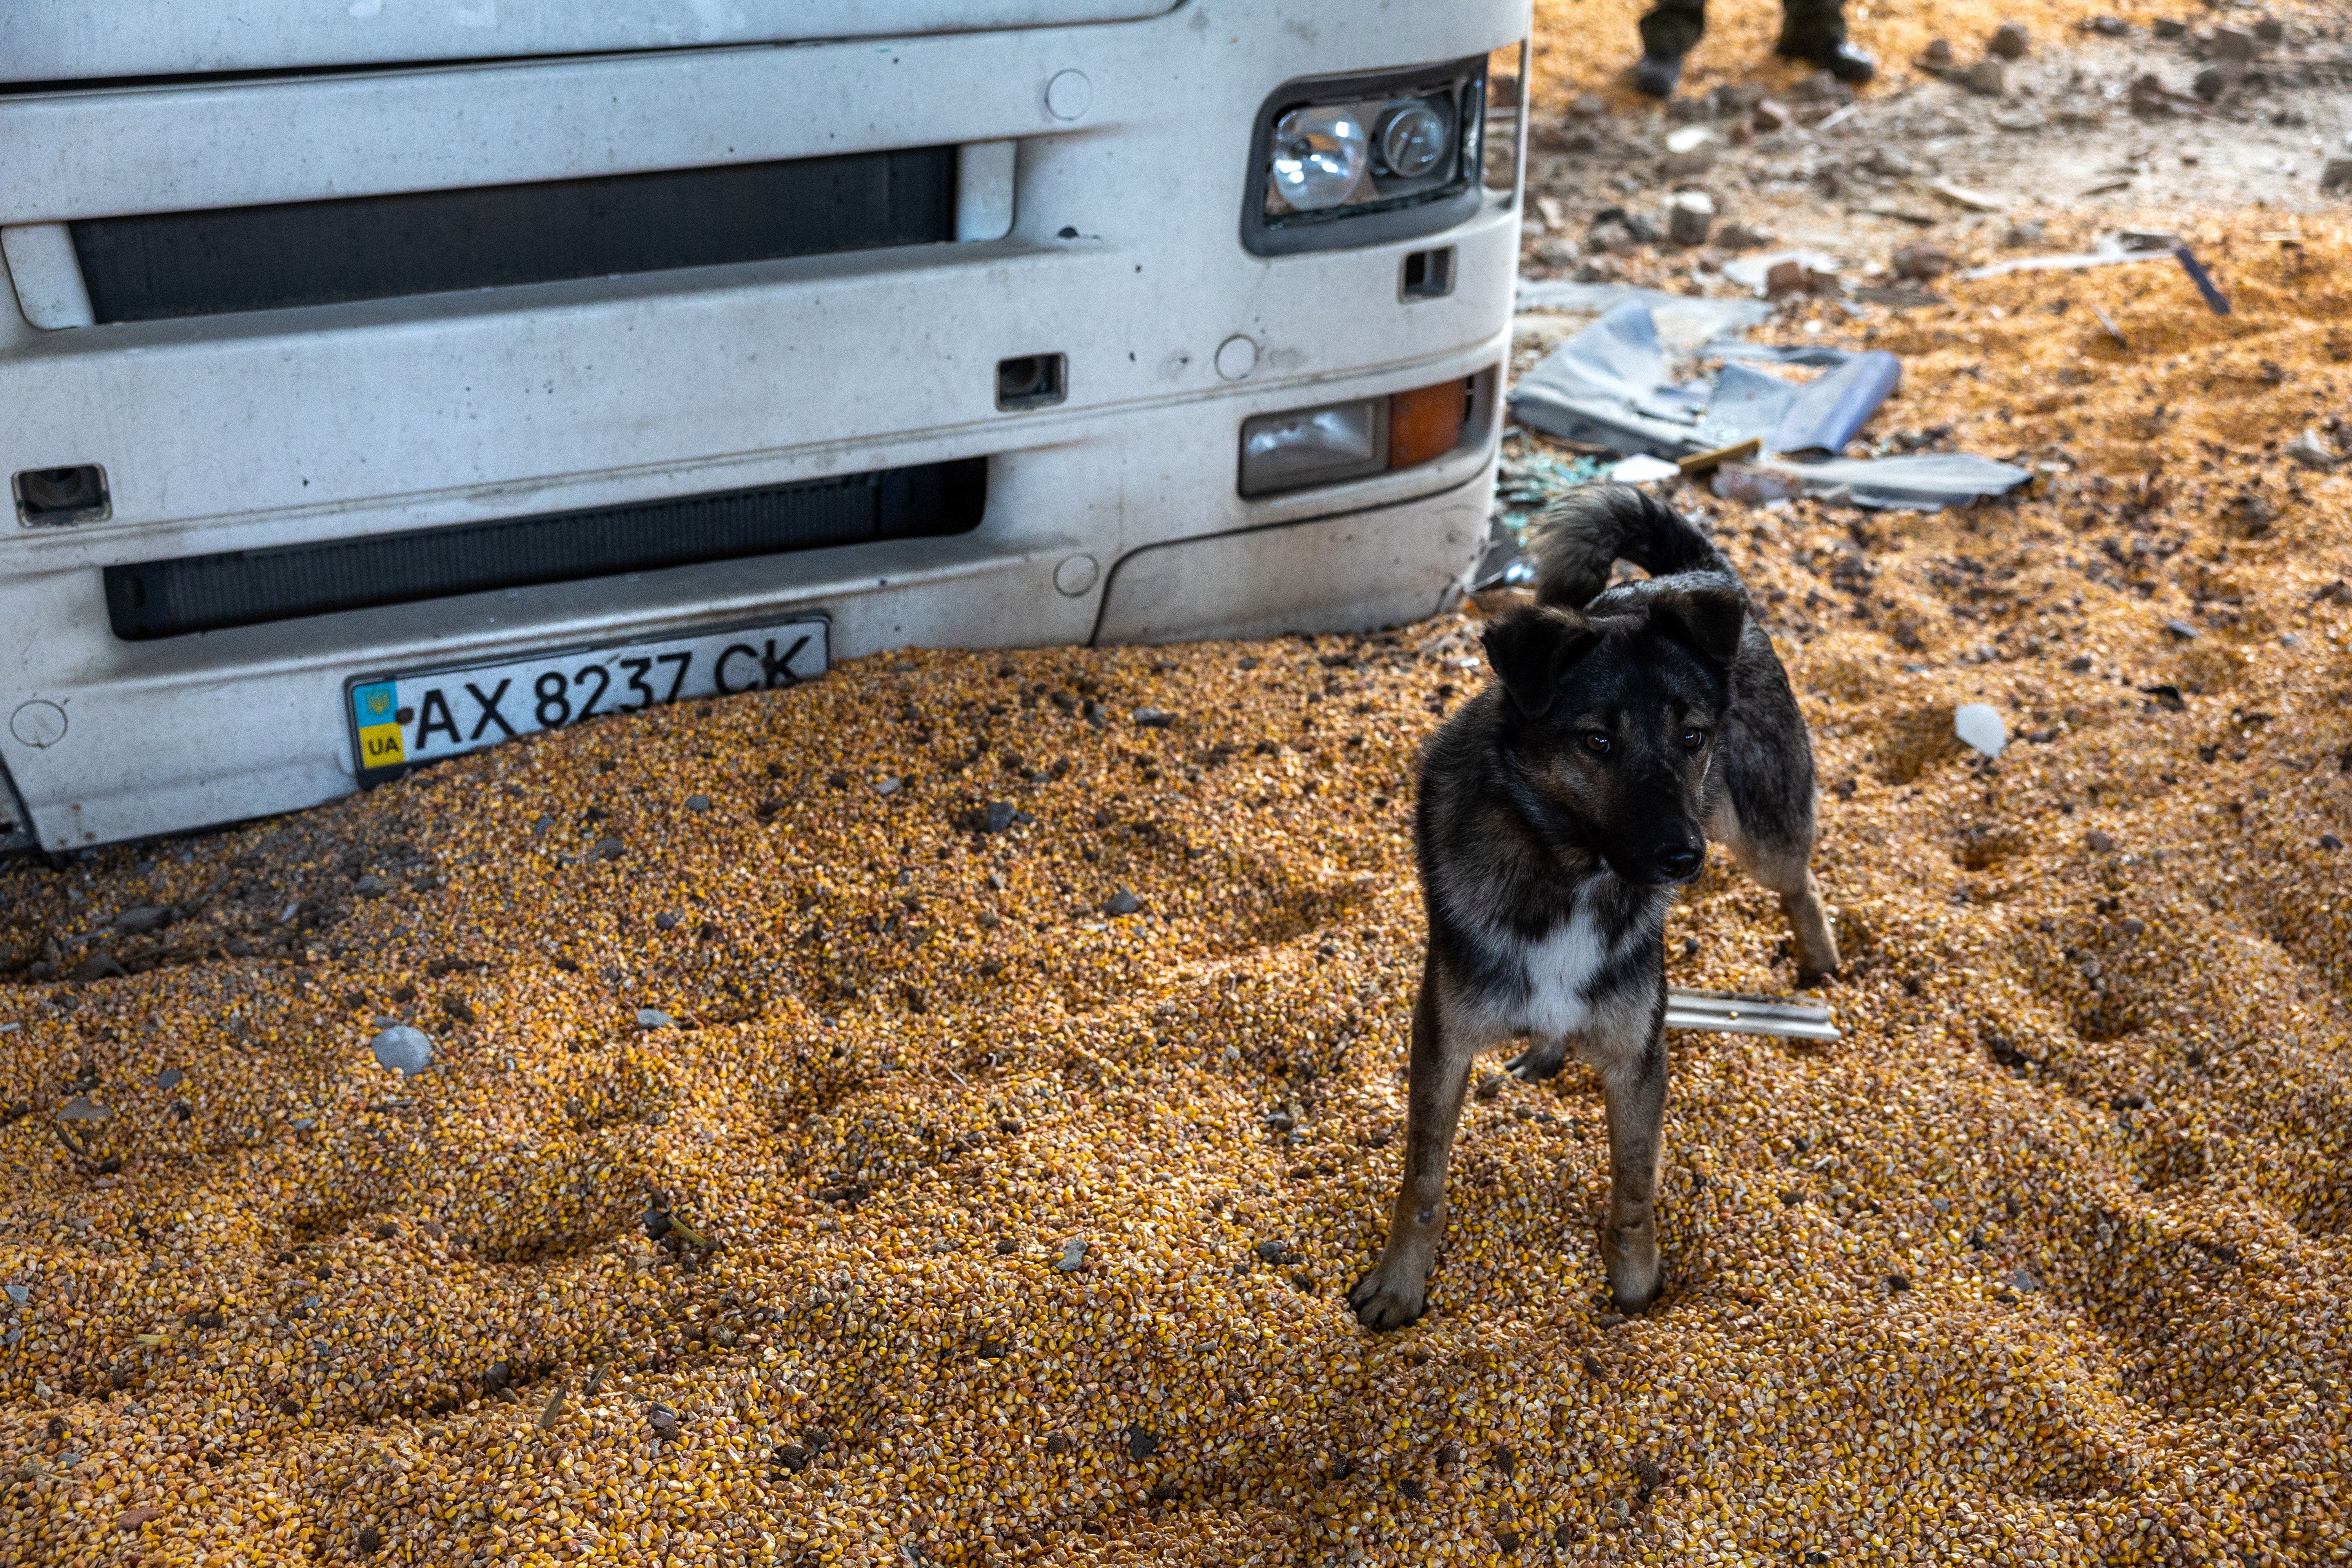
[1270,105,1371,211]
[1243,51,1518,256]
[1238,376,1478,497]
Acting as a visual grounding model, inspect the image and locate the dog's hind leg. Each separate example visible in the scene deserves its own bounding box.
[1505,1035,1568,1082]
[1708,799,1841,986]
[1349,959,1474,1331]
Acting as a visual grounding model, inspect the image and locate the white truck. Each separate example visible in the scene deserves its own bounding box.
[0,1,1527,854]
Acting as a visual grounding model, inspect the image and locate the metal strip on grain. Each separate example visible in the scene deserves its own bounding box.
[1664,987,1838,1043]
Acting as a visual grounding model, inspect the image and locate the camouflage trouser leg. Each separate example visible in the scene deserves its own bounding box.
[1777,0,1849,57]
[1637,0,1706,58]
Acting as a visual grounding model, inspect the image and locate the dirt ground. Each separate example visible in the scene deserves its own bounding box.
[2,6,2350,1568]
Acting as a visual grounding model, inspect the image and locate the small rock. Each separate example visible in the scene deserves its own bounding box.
[647,1403,679,1438]
[2320,833,2343,851]
[1566,92,1608,119]
[1588,219,1640,256]
[1398,1478,1427,1501]
[1885,1273,1912,1293]
[593,837,626,861]
[2192,62,2236,103]
[1046,1432,1073,1455]
[636,1007,675,1030]
[874,776,902,797]
[1920,38,1954,67]
[1662,141,1719,178]
[2121,918,2147,937]
[1891,243,1955,281]
[2086,16,2130,37]
[1131,708,1174,729]
[70,952,128,984]
[116,1506,162,1533]
[1751,98,1790,133]
[1574,255,1623,283]
[155,1067,184,1091]
[2086,829,2117,853]
[368,1026,433,1078]
[2208,26,2256,63]
[2153,19,2187,40]
[1581,1352,1605,1378]
[2321,158,2352,196]
[1125,1426,1160,1460]
[684,793,711,812]
[1665,190,1715,247]
[1054,1236,1087,1272]
[114,903,172,934]
[2163,617,2202,641]
[1963,59,2006,96]
[1496,1530,1523,1553]
[1534,237,1580,268]
[1986,22,2030,59]
[2002,218,2048,248]
[1104,887,1144,916]
[2007,1266,2039,1292]
[2287,428,2341,469]
[356,1526,383,1555]
[1714,221,1773,250]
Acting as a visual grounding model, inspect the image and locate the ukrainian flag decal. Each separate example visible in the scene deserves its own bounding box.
[352,681,405,768]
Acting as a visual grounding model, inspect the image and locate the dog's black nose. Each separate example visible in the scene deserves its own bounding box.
[1658,846,1704,880]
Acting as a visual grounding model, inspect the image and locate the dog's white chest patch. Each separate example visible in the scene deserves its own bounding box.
[1510,900,1608,1040]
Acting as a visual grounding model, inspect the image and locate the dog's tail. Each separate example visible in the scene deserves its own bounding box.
[1526,483,1738,609]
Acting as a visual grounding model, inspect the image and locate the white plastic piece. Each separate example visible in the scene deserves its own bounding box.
[1664,125,1715,154]
[1,225,94,329]
[1954,702,2008,758]
[1663,987,1838,1042]
[955,141,1016,242]
[369,1025,433,1076]
[1608,453,1682,484]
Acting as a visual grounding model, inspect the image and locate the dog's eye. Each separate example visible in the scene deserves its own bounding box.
[1681,728,1709,751]
[1583,731,1612,755]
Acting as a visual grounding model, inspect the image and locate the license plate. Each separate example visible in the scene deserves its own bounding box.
[345,616,828,784]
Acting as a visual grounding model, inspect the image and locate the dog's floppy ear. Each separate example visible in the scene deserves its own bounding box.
[1480,604,1597,717]
[1650,583,1746,666]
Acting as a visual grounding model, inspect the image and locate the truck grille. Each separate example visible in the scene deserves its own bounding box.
[103,458,987,641]
[71,145,959,323]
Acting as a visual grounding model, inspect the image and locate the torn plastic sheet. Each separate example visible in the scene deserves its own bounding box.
[1509,298,1902,459]
[1719,453,2032,510]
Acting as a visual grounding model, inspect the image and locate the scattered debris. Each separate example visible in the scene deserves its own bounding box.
[2171,246,2230,316]
[368,1026,432,1078]
[1608,454,1683,484]
[1663,989,1838,1043]
[2285,429,2341,470]
[1954,704,2009,759]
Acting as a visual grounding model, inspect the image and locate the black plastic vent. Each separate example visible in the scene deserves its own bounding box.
[71,145,959,323]
[104,459,987,641]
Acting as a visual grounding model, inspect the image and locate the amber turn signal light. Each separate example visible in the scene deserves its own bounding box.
[1388,377,1470,469]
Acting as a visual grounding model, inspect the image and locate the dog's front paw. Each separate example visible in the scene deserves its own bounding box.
[1601,1220,1663,1312]
[1505,1040,1566,1082]
[1347,1265,1428,1331]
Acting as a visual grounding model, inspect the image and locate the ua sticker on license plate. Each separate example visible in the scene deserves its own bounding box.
[347,617,828,784]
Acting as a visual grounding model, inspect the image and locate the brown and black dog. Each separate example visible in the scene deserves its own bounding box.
[1349,485,1837,1327]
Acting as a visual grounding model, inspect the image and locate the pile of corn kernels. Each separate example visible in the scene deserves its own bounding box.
[2,223,2349,1567]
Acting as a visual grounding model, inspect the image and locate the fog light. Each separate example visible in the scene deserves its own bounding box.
[1269,105,1370,212]
[1238,399,1385,497]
